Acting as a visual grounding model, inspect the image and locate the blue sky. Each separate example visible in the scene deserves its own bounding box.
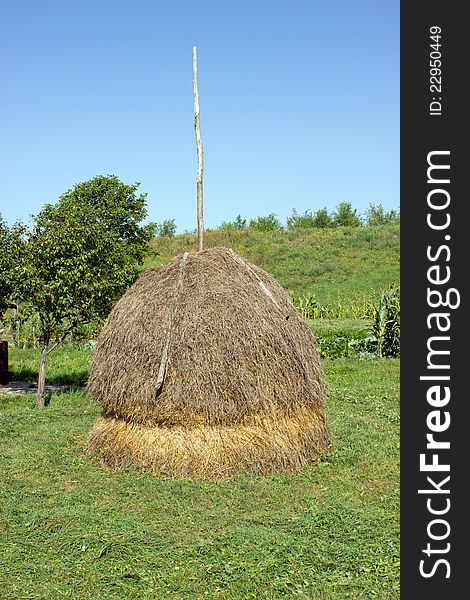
[1,0,399,232]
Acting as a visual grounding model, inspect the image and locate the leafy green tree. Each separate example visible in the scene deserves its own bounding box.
[18,175,154,408]
[364,203,400,226]
[58,175,155,261]
[332,202,362,227]
[0,215,27,319]
[248,213,283,232]
[156,219,177,237]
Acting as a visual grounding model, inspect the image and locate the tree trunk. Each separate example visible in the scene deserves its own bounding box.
[37,338,49,409]
[192,46,204,252]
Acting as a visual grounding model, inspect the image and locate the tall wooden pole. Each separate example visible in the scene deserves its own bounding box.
[192,46,204,252]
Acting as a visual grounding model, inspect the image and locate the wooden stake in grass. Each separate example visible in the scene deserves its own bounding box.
[192,46,204,252]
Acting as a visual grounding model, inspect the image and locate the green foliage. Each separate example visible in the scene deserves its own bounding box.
[371,287,400,357]
[300,289,400,360]
[293,293,319,319]
[316,331,376,359]
[220,214,247,230]
[0,358,399,598]
[287,209,315,230]
[0,304,40,348]
[0,216,27,318]
[332,202,362,227]
[309,320,376,359]
[312,207,334,228]
[293,293,376,320]
[287,208,335,230]
[17,175,153,346]
[58,175,155,262]
[248,213,283,232]
[364,203,400,226]
[156,219,176,237]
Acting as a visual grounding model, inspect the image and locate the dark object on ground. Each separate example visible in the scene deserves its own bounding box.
[0,341,9,385]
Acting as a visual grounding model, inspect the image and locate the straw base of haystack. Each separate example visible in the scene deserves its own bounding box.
[87,406,330,480]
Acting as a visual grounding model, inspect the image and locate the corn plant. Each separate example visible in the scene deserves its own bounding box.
[371,286,400,357]
[292,294,318,319]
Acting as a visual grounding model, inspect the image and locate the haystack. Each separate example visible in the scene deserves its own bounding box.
[87,246,329,479]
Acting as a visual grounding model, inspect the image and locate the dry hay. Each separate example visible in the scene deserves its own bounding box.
[87,246,329,479]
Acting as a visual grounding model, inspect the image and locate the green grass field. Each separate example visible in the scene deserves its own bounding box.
[1,224,399,597]
[0,357,399,599]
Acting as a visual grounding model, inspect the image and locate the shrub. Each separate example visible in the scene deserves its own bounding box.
[312,207,334,228]
[287,208,334,230]
[364,203,400,226]
[287,209,316,230]
[248,214,283,232]
[316,330,376,359]
[332,202,362,227]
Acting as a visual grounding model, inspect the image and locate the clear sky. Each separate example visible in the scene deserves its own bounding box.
[1,0,399,232]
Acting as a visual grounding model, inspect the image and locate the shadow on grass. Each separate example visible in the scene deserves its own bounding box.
[8,366,38,382]
[8,367,88,386]
[8,346,92,386]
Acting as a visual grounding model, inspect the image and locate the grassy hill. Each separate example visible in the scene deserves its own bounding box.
[144,224,399,309]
